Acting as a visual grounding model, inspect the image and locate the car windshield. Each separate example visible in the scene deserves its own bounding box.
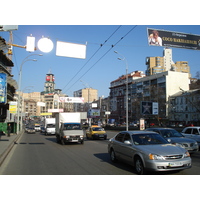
[93,127,104,131]
[160,129,183,138]
[132,134,168,145]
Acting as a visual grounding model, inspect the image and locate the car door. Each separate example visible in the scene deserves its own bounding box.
[119,133,134,164]
[190,128,200,141]
[113,132,125,159]
[182,128,193,139]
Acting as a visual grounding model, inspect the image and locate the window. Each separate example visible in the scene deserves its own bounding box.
[115,132,125,142]
[124,133,131,142]
[185,128,192,134]
[193,128,199,135]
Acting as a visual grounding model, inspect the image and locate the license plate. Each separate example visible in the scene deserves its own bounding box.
[168,162,183,167]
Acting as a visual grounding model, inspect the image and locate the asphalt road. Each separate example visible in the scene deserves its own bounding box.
[0,130,200,175]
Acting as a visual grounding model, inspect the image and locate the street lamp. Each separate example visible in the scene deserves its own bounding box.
[114,51,129,131]
[16,54,42,134]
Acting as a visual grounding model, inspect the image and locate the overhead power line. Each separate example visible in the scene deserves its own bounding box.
[64,25,138,93]
[61,25,122,92]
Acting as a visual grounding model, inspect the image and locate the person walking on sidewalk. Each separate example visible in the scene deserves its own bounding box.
[0,129,3,140]
[7,123,11,137]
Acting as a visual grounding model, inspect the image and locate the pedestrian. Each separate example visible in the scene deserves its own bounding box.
[0,129,3,140]
[7,123,11,137]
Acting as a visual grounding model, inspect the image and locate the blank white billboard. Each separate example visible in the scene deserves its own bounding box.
[56,41,86,59]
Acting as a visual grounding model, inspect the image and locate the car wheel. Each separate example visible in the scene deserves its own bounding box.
[110,149,117,163]
[134,157,145,175]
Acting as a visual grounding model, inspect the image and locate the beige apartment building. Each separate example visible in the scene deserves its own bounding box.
[74,88,98,103]
[146,48,190,76]
[73,88,98,112]
[20,92,41,117]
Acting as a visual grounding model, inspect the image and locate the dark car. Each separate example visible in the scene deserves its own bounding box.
[145,128,198,153]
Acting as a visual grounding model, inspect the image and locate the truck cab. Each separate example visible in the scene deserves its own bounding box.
[56,122,84,144]
[34,124,41,132]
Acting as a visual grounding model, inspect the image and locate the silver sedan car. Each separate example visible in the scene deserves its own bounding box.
[145,128,198,153]
[108,131,191,174]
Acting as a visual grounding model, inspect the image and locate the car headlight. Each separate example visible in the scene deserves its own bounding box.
[184,151,190,158]
[149,154,164,160]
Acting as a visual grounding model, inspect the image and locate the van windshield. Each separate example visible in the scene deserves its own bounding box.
[47,124,55,128]
[63,123,81,130]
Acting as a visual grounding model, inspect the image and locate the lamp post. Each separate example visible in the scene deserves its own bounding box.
[114,51,129,131]
[16,54,42,134]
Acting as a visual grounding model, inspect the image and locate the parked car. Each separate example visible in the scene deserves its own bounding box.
[181,127,200,149]
[86,125,107,140]
[108,131,191,175]
[145,128,198,153]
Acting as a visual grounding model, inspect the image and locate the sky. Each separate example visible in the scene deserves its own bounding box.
[1,25,200,98]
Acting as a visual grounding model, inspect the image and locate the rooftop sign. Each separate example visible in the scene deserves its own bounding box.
[147,28,200,50]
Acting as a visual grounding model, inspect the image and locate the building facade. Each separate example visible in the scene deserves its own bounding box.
[21,92,41,117]
[109,71,146,123]
[0,37,17,123]
[109,70,190,125]
[74,88,98,112]
[41,73,73,115]
[169,89,200,125]
[146,48,190,77]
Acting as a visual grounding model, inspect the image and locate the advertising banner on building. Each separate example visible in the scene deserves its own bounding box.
[141,101,159,115]
[0,73,7,103]
[59,97,84,103]
[88,109,100,118]
[9,101,17,114]
[147,28,200,50]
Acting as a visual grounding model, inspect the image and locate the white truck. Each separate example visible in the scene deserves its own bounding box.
[55,112,84,145]
[45,118,56,135]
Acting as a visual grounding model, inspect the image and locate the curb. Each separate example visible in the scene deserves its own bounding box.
[0,132,23,167]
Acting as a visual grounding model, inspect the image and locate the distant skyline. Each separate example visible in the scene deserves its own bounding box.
[1,25,200,98]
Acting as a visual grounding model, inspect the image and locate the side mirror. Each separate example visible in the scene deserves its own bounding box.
[124,140,131,145]
[167,138,171,143]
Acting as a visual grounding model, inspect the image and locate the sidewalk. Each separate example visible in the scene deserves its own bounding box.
[0,132,22,166]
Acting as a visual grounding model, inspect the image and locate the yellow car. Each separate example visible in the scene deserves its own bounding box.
[86,125,107,140]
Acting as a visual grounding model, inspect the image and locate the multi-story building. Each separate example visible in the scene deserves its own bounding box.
[74,88,98,103]
[41,73,73,115]
[74,88,98,112]
[146,48,190,77]
[168,89,200,125]
[0,37,17,124]
[109,71,146,123]
[109,70,190,124]
[21,92,41,117]
[132,71,189,122]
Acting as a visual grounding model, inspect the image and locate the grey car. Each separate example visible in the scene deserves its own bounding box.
[108,131,191,175]
[181,127,200,149]
[145,128,198,153]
